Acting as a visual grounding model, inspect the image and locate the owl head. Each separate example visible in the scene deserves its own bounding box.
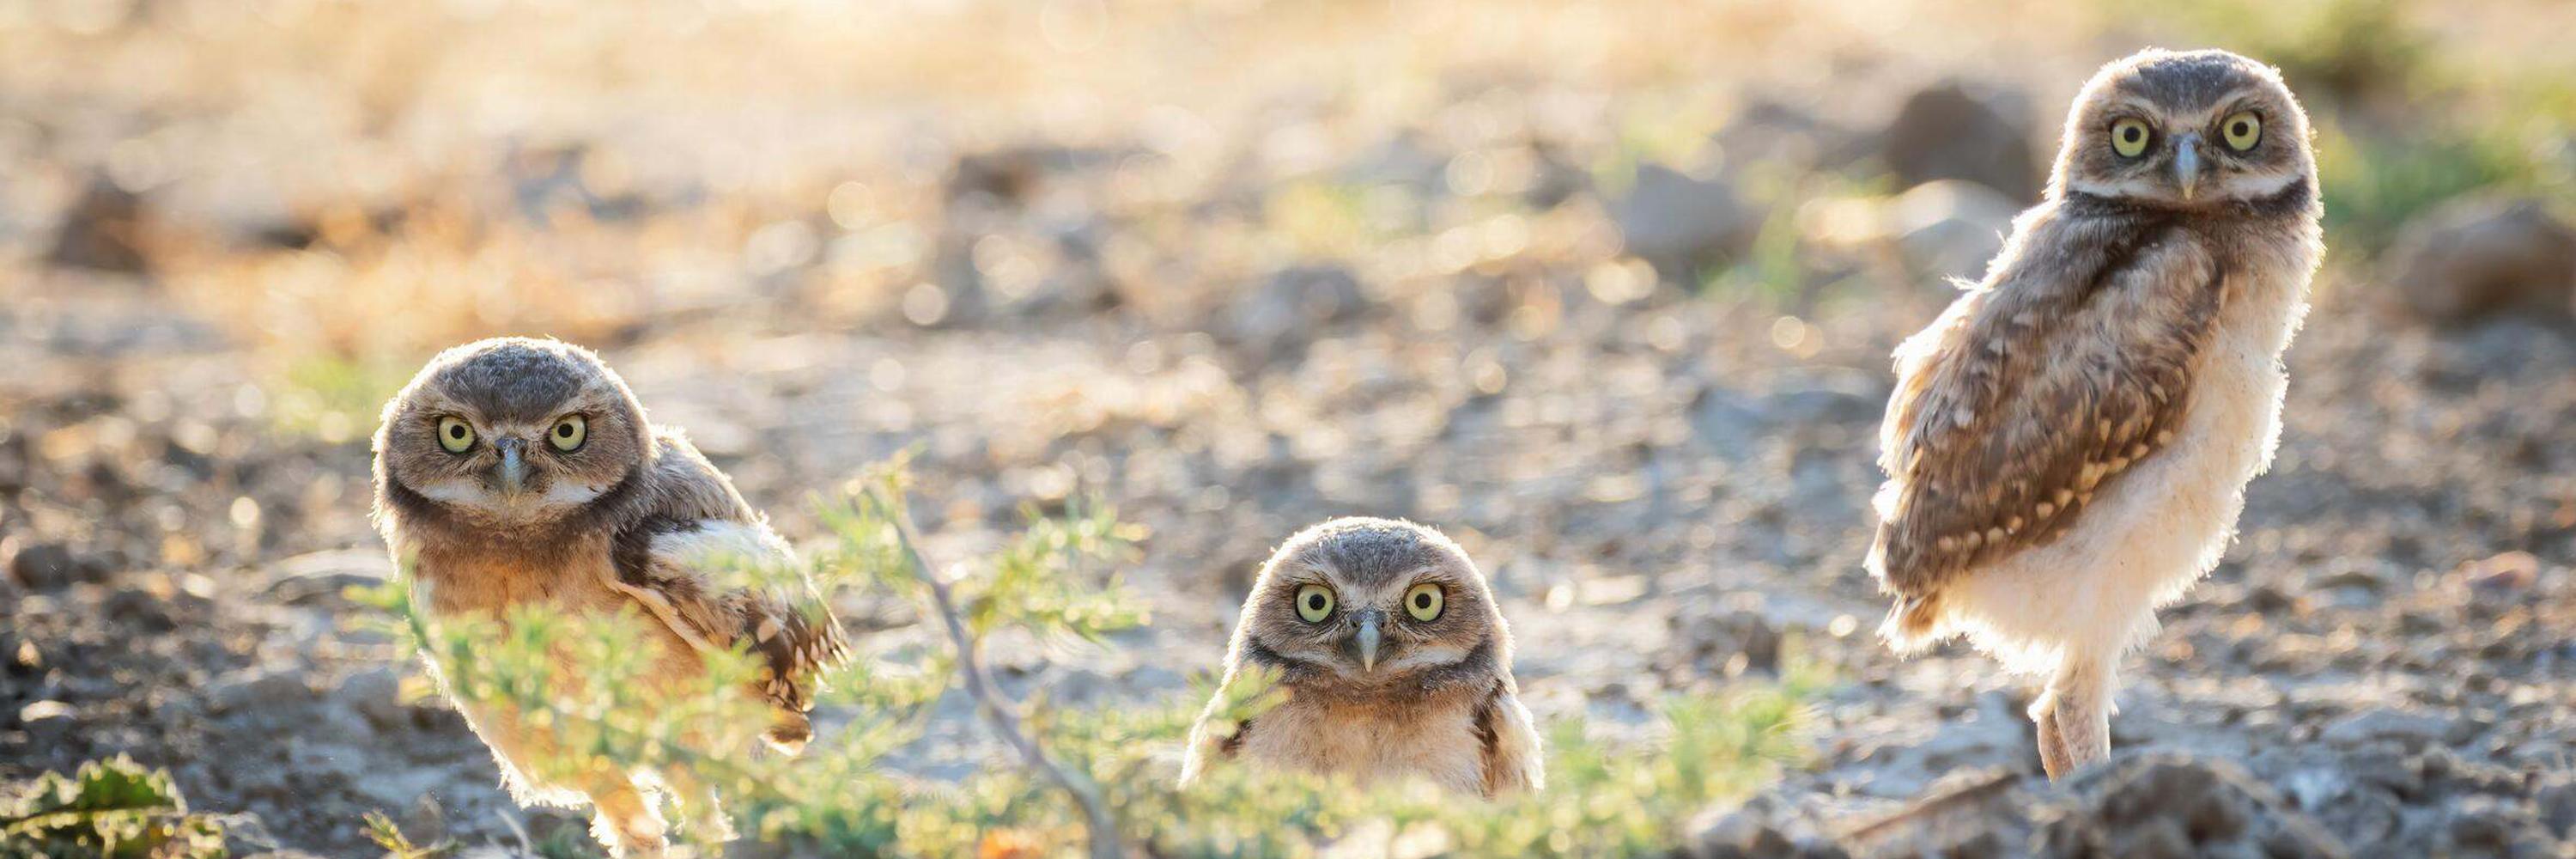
[1236,518,1510,700]
[374,338,652,536]
[2051,49,2315,209]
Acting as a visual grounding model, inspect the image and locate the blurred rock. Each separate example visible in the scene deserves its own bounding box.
[1710,100,1876,178]
[1671,607,1783,676]
[1887,180,2021,282]
[100,588,168,630]
[47,174,152,275]
[211,670,314,716]
[2322,708,2451,750]
[7,540,100,590]
[1224,264,1369,363]
[1340,131,1449,192]
[1685,794,1850,859]
[2462,551,2539,594]
[1845,754,2348,858]
[334,667,409,733]
[2382,196,2576,323]
[262,548,394,607]
[1612,163,1755,283]
[2535,774,2576,838]
[1881,82,2040,203]
[19,699,77,745]
[2076,755,2348,859]
[945,144,1109,207]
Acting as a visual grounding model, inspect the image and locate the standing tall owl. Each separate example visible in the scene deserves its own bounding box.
[372,338,848,856]
[1182,518,1544,797]
[1868,49,2322,779]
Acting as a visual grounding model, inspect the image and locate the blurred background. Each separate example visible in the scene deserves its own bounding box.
[3,0,2574,856]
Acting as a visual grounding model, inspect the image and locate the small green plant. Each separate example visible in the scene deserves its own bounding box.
[0,755,228,859]
[2144,0,2428,105]
[361,810,452,859]
[266,353,415,444]
[2314,119,2551,259]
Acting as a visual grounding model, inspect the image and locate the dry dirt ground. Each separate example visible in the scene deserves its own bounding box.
[5,3,2576,857]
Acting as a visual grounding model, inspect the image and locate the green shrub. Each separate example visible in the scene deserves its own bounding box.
[0,756,227,859]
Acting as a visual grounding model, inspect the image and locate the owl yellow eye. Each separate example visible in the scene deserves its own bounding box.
[436,417,475,454]
[1294,584,1335,623]
[1404,582,1444,622]
[2110,119,2152,158]
[2220,111,2261,151]
[549,415,587,451]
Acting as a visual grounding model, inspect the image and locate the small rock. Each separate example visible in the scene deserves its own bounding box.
[2321,708,2451,750]
[2382,195,2576,323]
[1685,794,1847,859]
[1881,82,2040,203]
[7,540,96,590]
[1886,180,2022,281]
[262,548,395,606]
[1224,265,1369,362]
[2076,754,2348,859]
[48,174,153,274]
[2445,795,2544,854]
[1612,162,1756,283]
[335,667,408,733]
[20,699,77,744]
[101,587,180,632]
[2461,551,2540,594]
[211,670,314,716]
[2532,774,2576,838]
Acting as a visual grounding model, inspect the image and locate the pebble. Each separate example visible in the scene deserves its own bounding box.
[1612,162,1755,282]
[2322,709,2453,750]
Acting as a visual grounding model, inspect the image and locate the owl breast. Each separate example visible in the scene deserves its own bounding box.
[1238,693,1489,795]
[405,532,708,691]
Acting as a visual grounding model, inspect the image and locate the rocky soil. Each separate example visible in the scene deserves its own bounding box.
[6,3,2576,856]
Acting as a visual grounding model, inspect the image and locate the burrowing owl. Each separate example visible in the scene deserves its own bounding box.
[1181,518,1543,797]
[372,338,848,855]
[1868,49,2322,778]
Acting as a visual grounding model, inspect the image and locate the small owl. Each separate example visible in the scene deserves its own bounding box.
[1182,518,1543,797]
[1868,49,2323,778]
[371,338,848,856]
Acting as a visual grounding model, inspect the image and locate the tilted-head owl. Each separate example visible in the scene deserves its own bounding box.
[372,337,847,856]
[1182,517,1543,797]
[1868,49,2323,778]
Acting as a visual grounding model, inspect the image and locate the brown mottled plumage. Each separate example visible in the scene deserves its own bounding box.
[1181,518,1543,798]
[1868,49,2323,779]
[372,338,847,856]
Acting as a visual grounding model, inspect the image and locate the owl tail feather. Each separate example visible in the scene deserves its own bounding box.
[1879,591,1951,655]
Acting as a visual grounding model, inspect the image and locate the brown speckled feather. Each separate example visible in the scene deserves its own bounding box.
[607,434,851,749]
[1870,202,2226,601]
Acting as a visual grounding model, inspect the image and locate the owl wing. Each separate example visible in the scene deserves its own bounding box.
[603,436,851,749]
[1473,680,1545,797]
[1870,206,2223,602]
[1177,663,1263,787]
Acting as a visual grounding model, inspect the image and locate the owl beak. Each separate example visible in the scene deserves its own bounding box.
[1352,610,1384,673]
[2172,134,2204,201]
[494,437,528,496]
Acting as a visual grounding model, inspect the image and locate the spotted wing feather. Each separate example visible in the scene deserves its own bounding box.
[1870,204,2224,606]
[605,435,851,752]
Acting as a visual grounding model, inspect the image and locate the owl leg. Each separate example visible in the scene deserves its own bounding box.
[2030,688,2070,779]
[585,773,669,858]
[2033,650,2117,780]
